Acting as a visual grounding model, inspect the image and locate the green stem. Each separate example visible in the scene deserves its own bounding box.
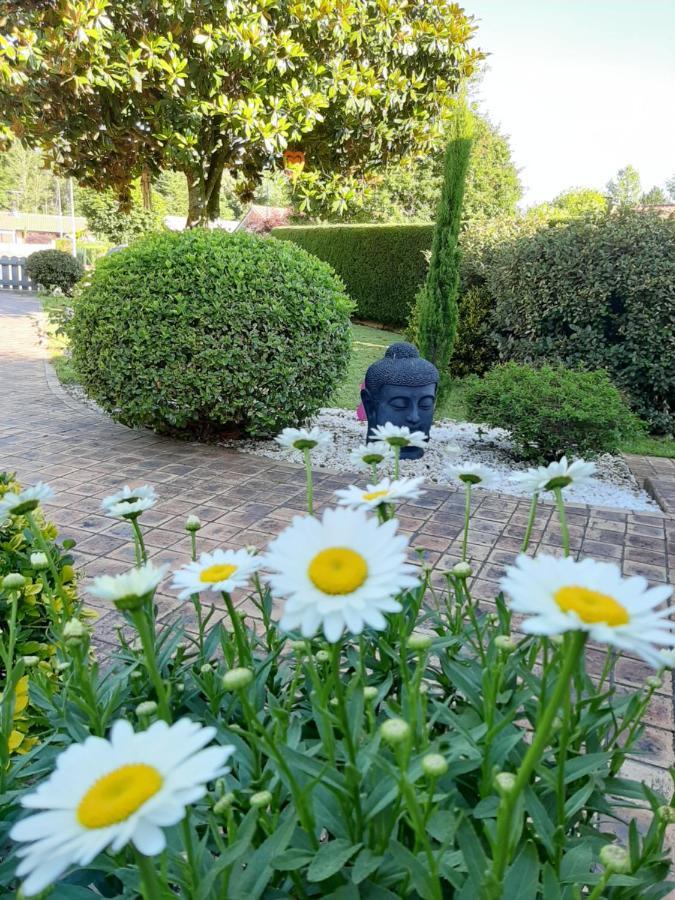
[331,642,365,836]
[303,447,314,515]
[399,776,442,900]
[370,462,379,482]
[223,592,249,666]
[462,484,472,561]
[553,488,570,557]
[487,631,587,893]
[131,609,171,722]
[586,867,612,900]
[135,849,167,899]
[191,594,205,656]
[520,493,539,553]
[393,445,400,479]
[190,531,198,562]
[181,814,198,890]
[131,517,148,565]
[554,683,573,869]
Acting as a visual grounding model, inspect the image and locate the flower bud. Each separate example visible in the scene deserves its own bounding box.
[407,632,433,652]
[329,697,339,707]
[30,552,49,570]
[494,772,517,795]
[200,663,213,675]
[494,635,516,653]
[486,613,499,627]
[380,718,411,746]
[599,844,630,874]
[646,675,662,690]
[60,564,75,583]
[2,573,25,590]
[363,686,378,701]
[422,753,448,778]
[55,660,70,672]
[22,655,39,667]
[131,670,143,681]
[222,667,254,691]
[452,562,472,579]
[135,700,158,717]
[63,617,86,642]
[185,515,202,532]
[289,639,306,653]
[175,683,185,693]
[315,650,330,664]
[250,790,273,809]
[657,805,675,825]
[213,792,235,815]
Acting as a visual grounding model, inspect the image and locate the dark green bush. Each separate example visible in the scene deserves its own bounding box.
[25,249,83,294]
[465,363,642,461]
[69,229,353,439]
[272,224,433,327]
[485,212,675,433]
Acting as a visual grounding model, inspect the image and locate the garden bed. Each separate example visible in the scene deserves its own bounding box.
[222,407,659,513]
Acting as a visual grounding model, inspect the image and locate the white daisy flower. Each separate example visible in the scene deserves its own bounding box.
[446,462,499,489]
[102,485,157,519]
[335,476,425,511]
[10,718,234,897]
[89,561,168,611]
[511,457,596,494]
[349,442,394,471]
[0,482,54,519]
[275,427,331,451]
[500,554,675,668]
[264,507,420,643]
[171,549,262,599]
[370,423,428,450]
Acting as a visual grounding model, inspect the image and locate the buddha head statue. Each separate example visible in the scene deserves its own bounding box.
[361,342,439,459]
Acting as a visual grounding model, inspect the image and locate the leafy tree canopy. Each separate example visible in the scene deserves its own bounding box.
[0,0,482,224]
[344,112,521,223]
[640,185,667,205]
[605,164,641,207]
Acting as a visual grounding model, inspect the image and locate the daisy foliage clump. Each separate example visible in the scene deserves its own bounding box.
[2,438,674,899]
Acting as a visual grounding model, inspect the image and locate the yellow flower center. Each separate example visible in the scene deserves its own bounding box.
[308,547,368,595]
[77,763,163,829]
[554,585,629,627]
[199,563,238,583]
[362,489,390,502]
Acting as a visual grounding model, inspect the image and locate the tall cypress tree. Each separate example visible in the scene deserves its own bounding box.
[416,101,474,388]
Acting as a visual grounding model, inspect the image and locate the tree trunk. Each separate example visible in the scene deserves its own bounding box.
[186,171,207,228]
[140,167,152,211]
[206,167,223,222]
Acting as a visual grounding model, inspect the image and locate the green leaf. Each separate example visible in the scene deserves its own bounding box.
[503,841,539,900]
[307,840,363,882]
[352,848,383,884]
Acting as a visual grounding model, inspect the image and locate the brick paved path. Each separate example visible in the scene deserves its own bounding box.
[1,291,674,799]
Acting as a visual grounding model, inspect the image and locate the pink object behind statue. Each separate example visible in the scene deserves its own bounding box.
[356,382,367,421]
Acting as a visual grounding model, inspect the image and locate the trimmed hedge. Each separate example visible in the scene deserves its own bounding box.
[69,229,353,439]
[272,224,433,327]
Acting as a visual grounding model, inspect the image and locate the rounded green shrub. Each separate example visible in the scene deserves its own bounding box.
[69,229,353,438]
[25,249,84,294]
[485,212,675,433]
[465,363,642,461]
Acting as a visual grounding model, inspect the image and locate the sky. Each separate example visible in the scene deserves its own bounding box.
[467,0,675,206]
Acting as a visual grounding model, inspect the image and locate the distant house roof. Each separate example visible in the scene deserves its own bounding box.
[0,211,87,233]
[635,204,675,219]
[237,204,292,234]
[163,215,238,232]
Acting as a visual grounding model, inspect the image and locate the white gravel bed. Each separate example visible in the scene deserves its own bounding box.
[222,407,659,513]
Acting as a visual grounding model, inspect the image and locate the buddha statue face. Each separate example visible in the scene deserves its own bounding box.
[361,342,439,460]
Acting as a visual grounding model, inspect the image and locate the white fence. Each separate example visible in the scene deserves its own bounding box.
[0,256,34,291]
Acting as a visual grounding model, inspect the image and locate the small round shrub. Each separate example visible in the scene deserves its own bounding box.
[464,362,642,462]
[25,249,84,295]
[69,229,353,439]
